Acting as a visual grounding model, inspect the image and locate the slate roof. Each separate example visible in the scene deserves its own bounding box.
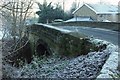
[73,3,119,14]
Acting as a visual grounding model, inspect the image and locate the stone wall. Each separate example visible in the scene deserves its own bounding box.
[51,21,120,31]
[28,23,96,57]
[96,44,119,78]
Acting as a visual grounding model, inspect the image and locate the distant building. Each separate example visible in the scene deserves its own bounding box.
[72,3,119,22]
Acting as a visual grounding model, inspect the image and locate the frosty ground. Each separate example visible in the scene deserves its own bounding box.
[2,38,118,79]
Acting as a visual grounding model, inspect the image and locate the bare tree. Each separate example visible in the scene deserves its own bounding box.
[0,0,34,57]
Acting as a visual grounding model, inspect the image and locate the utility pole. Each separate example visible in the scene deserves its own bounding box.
[100,0,102,4]
[63,0,65,12]
[63,0,65,20]
[75,0,77,9]
[44,0,47,4]
[78,0,80,7]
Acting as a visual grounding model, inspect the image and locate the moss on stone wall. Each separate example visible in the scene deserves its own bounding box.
[28,24,96,58]
[58,33,95,57]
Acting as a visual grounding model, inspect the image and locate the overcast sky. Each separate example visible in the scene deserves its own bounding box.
[34,0,119,11]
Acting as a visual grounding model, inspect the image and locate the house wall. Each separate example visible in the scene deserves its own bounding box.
[118,2,120,22]
[97,14,118,22]
[117,13,120,22]
[73,4,119,22]
[74,5,97,20]
[97,14,109,21]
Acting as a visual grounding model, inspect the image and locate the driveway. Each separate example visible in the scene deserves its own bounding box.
[58,26,119,46]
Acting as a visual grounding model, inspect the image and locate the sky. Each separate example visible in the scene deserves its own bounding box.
[35,0,120,11]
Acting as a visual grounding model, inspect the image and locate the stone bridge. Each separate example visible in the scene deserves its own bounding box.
[28,23,94,57]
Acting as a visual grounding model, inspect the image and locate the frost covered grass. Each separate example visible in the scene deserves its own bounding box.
[2,38,119,79]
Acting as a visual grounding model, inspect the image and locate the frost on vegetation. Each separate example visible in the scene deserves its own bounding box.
[90,38,110,45]
[92,38,119,79]
[12,55,70,78]
[3,38,119,78]
[89,38,118,52]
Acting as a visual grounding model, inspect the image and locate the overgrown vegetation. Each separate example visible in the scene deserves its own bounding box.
[2,43,110,78]
[0,0,34,76]
[3,36,32,68]
[0,0,34,65]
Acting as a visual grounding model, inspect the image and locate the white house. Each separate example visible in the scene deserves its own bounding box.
[72,3,119,22]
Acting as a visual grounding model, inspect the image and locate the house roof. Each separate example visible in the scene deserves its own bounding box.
[73,3,119,14]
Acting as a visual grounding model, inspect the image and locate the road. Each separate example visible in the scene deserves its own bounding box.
[59,26,119,46]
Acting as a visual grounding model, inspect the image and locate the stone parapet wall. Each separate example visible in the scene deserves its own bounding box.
[51,21,120,31]
[28,23,96,57]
